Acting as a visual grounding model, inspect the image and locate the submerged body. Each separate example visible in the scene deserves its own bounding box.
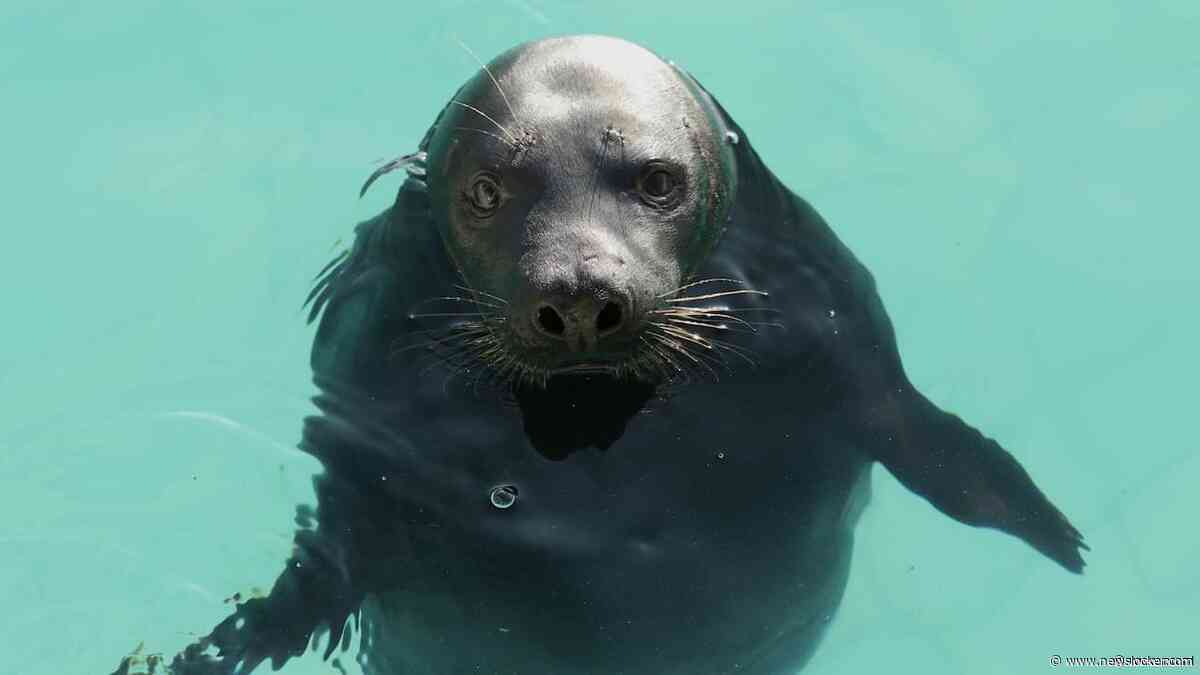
[307,189,872,674]
[113,35,1086,675]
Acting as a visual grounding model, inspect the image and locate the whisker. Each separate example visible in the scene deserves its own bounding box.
[652,324,714,350]
[648,324,726,361]
[450,100,518,144]
[704,336,760,367]
[418,351,471,379]
[647,330,722,381]
[661,308,784,330]
[453,126,516,148]
[653,324,739,371]
[646,332,699,365]
[639,335,686,378]
[424,339,500,381]
[684,305,783,315]
[451,36,521,129]
[407,312,498,319]
[658,277,748,298]
[409,296,507,311]
[670,318,758,335]
[389,325,492,358]
[655,309,758,333]
[664,289,770,303]
[454,284,509,305]
[402,325,493,340]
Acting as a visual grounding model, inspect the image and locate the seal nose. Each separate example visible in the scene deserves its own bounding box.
[532,297,627,350]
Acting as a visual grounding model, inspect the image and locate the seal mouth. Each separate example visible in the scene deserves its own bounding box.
[511,369,661,457]
[511,348,648,381]
[545,353,630,373]
[559,360,620,369]
[550,362,619,375]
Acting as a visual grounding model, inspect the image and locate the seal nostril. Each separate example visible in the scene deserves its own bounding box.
[596,301,623,335]
[536,305,566,337]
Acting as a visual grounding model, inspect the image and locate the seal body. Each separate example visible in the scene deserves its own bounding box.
[357,369,869,674]
[306,181,869,675]
[121,35,1087,675]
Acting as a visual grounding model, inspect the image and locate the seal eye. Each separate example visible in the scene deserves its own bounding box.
[636,162,682,208]
[466,173,503,218]
[644,170,673,197]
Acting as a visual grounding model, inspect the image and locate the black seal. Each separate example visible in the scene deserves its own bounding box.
[112,35,1086,675]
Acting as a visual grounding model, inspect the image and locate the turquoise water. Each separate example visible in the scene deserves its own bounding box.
[3,1,1197,673]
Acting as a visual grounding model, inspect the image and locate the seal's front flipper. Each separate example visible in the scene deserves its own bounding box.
[859,386,1088,573]
[145,530,363,675]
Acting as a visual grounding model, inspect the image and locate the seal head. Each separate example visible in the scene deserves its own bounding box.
[422,36,737,384]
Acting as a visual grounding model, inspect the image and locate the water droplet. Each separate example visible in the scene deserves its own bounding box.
[724,131,740,145]
[827,309,836,318]
[716,451,726,460]
[490,484,518,509]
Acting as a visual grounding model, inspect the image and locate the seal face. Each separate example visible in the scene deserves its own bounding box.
[118,34,1088,675]
[420,38,740,456]
[425,38,733,383]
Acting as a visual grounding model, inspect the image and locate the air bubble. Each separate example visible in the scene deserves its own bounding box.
[490,485,519,509]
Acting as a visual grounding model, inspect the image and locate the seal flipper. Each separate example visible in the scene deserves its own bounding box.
[858,385,1089,573]
[108,180,443,675]
[162,531,363,674]
[132,400,405,675]
[684,69,1088,573]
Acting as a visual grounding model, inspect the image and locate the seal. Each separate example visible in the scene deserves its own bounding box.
[113,35,1087,675]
